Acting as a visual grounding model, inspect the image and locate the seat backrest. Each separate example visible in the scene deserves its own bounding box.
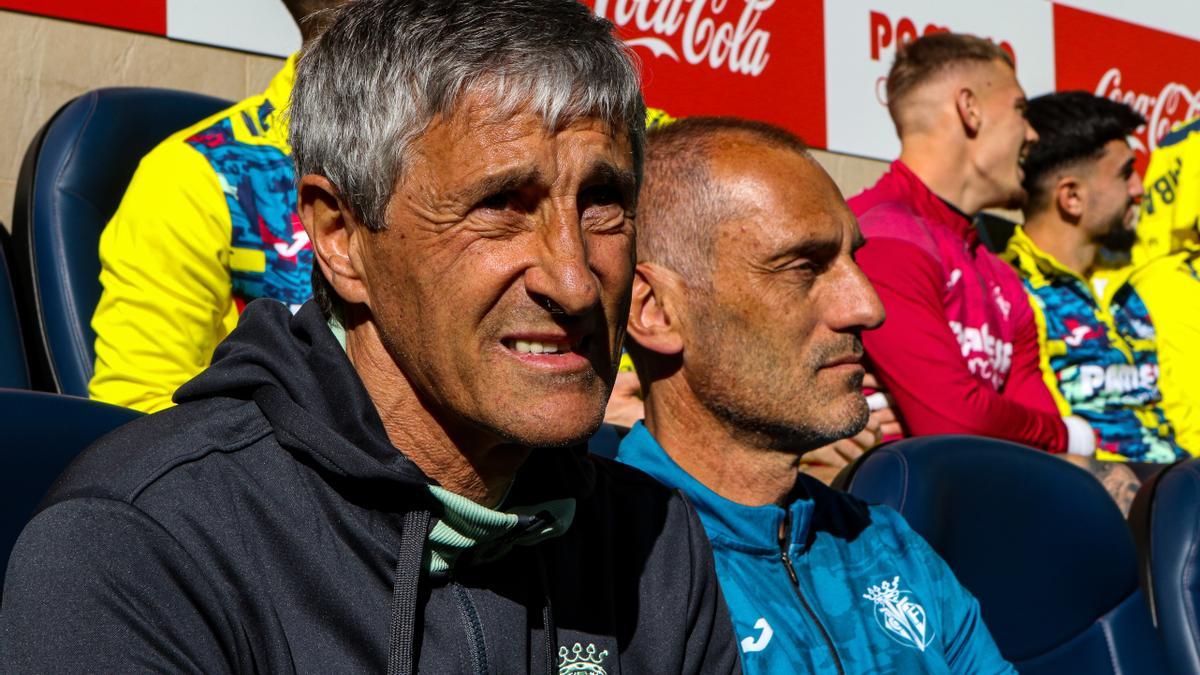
[0,229,30,389]
[1130,458,1200,674]
[0,389,142,594]
[838,435,1167,674]
[11,88,233,396]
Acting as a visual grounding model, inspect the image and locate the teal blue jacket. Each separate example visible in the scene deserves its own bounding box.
[613,422,1014,674]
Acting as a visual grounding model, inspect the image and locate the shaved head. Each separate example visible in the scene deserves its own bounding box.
[629,116,883,455]
[638,117,811,289]
[886,32,1014,137]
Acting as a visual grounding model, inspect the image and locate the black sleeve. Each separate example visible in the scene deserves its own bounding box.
[678,492,743,674]
[1,498,239,673]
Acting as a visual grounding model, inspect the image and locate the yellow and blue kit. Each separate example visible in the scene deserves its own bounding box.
[1005,227,1183,463]
[90,57,310,412]
[1131,117,1200,456]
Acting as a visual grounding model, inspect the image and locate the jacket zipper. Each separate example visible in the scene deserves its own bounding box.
[780,513,845,675]
[450,579,490,675]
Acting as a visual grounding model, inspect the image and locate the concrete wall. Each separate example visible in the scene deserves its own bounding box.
[0,10,284,231]
[811,149,889,201]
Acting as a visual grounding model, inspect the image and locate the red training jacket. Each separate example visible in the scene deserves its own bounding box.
[850,161,1068,452]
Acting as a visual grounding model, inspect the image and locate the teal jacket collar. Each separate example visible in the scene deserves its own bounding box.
[617,422,814,553]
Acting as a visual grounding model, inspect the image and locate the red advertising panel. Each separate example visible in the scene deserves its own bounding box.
[1055,3,1200,173]
[0,0,166,35]
[584,0,827,148]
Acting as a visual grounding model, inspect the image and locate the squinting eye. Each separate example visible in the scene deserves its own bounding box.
[479,192,514,211]
[787,261,819,274]
[582,186,623,208]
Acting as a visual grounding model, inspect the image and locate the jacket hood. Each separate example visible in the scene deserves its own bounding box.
[176,299,602,674]
[175,299,430,490]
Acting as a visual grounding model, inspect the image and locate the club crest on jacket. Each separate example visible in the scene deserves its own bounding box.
[863,576,934,652]
[558,642,609,674]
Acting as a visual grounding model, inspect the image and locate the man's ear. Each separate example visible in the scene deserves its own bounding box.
[297,174,370,306]
[1054,176,1085,220]
[955,87,982,137]
[626,262,686,356]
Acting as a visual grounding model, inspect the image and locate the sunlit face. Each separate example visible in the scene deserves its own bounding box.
[680,145,886,452]
[354,89,637,447]
[973,60,1039,209]
[1083,138,1144,253]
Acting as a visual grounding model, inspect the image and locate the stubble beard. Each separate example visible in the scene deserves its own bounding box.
[685,305,869,454]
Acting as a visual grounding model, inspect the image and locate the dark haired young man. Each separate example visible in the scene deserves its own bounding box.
[1004,91,1187,476]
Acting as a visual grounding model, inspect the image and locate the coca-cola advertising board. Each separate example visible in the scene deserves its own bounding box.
[0,0,165,35]
[9,0,1200,165]
[1054,3,1200,174]
[583,0,828,148]
[822,0,1056,162]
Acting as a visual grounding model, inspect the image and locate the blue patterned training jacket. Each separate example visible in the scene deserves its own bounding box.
[612,422,1015,675]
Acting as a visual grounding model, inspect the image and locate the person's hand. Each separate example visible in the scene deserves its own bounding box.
[603,370,644,428]
[862,372,903,437]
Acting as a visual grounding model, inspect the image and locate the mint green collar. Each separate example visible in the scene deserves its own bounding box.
[426,486,575,574]
[326,315,574,573]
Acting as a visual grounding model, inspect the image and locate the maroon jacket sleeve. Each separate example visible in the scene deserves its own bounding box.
[857,237,1068,452]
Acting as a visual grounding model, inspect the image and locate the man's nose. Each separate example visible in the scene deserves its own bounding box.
[524,210,601,316]
[831,258,886,332]
[1130,170,1146,201]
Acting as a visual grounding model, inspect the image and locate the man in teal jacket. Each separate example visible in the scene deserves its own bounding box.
[607,116,1014,673]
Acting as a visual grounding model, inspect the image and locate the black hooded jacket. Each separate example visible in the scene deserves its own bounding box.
[1,301,739,674]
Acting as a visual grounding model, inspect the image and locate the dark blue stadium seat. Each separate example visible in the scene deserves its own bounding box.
[0,228,30,389]
[10,88,233,395]
[835,435,1167,674]
[0,389,142,595]
[1130,458,1200,674]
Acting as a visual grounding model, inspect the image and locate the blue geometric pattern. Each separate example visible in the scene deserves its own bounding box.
[185,100,312,310]
[1024,274,1183,463]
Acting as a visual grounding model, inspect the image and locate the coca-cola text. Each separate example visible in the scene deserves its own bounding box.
[1095,67,1200,156]
[591,0,774,77]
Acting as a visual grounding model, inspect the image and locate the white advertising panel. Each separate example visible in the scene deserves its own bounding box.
[167,0,299,58]
[823,0,1056,162]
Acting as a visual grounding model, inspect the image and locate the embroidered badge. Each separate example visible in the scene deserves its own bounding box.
[558,642,609,675]
[863,576,934,652]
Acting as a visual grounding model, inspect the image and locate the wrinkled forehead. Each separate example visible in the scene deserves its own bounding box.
[436,86,629,147]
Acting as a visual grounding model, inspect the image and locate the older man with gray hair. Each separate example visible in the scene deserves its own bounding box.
[0,1,739,672]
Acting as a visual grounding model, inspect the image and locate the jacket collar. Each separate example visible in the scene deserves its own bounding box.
[1005,225,1134,302]
[889,161,979,245]
[616,422,813,553]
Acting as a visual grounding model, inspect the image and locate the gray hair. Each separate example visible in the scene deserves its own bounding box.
[289,0,646,233]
